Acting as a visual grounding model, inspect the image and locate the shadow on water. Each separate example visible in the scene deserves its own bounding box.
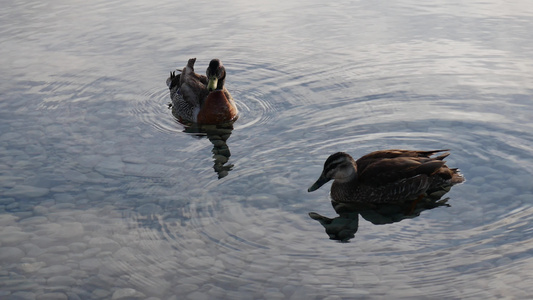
[180,122,235,179]
[309,188,457,243]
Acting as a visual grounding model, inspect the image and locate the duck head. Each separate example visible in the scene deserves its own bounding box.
[206,59,226,92]
[308,152,357,192]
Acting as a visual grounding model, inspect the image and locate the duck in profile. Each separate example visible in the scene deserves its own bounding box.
[167,58,238,125]
[308,149,464,204]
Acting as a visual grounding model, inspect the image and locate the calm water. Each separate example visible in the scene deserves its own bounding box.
[1,0,533,299]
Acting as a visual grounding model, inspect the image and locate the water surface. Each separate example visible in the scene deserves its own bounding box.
[1,0,533,299]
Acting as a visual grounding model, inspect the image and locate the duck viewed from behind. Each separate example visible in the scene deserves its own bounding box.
[308,149,464,204]
[167,58,238,125]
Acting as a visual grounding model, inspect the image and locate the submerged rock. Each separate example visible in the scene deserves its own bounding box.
[0,247,25,262]
[111,288,145,299]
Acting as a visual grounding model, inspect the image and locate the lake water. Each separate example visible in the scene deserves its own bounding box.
[1,0,533,299]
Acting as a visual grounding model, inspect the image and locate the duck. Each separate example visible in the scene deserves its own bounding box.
[166,58,238,125]
[308,149,464,204]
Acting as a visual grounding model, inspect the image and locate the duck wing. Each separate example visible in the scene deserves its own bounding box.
[358,156,446,187]
[179,58,209,106]
[356,149,449,175]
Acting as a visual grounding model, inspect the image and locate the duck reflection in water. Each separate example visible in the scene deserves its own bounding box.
[308,149,465,242]
[309,195,451,242]
[180,123,235,179]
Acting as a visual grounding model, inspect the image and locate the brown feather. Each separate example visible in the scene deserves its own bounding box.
[356,149,449,175]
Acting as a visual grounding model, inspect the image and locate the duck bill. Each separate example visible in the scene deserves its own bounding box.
[308,174,330,192]
[207,76,218,91]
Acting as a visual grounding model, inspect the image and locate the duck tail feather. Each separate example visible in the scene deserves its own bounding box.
[450,169,466,184]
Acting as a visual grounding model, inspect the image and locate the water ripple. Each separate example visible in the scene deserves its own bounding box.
[131,88,182,134]
[132,59,288,134]
[3,0,533,298]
